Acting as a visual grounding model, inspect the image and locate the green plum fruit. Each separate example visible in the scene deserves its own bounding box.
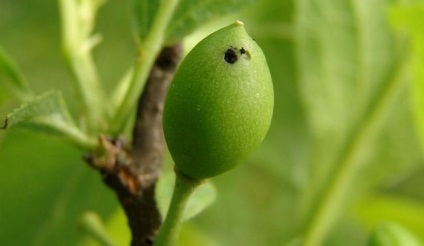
[163,21,274,179]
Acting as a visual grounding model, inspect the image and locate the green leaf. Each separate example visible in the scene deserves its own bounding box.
[133,0,255,43]
[132,0,160,41]
[355,195,424,243]
[368,222,423,246]
[294,0,422,243]
[0,46,33,101]
[78,211,117,246]
[2,90,96,149]
[110,67,134,114]
[0,131,118,245]
[165,0,256,43]
[178,223,219,246]
[80,208,130,246]
[156,173,216,221]
[389,3,424,152]
[4,90,73,129]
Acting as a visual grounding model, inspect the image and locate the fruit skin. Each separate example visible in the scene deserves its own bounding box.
[163,21,274,180]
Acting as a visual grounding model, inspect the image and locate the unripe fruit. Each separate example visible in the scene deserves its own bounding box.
[163,21,274,179]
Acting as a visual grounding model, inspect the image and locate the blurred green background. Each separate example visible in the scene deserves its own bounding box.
[1,0,424,245]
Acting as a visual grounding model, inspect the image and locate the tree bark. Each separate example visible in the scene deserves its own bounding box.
[86,44,183,246]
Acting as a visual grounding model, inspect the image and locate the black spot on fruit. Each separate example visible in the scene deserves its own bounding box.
[224,48,238,64]
[239,47,251,60]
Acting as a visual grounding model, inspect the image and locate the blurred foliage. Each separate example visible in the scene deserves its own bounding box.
[0,46,32,101]
[1,0,424,246]
[368,221,423,246]
[389,2,424,153]
[0,130,116,245]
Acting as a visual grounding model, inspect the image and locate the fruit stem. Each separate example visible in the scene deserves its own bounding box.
[154,172,203,246]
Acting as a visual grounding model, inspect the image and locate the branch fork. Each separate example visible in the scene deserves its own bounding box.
[84,44,182,246]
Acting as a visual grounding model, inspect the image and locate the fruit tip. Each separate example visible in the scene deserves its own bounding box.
[235,20,244,26]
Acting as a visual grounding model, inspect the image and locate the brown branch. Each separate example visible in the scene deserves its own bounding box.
[86,44,183,246]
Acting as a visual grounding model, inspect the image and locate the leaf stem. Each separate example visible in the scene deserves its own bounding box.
[111,0,180,134]
[59,0,107,132]
[302,51,409,245]
[154,173,203,246]
[38,119,98,150]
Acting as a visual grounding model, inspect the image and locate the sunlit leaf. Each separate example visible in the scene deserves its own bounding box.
[368,222,423,246]
[389,3,424,152]
[355,195,424,243]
